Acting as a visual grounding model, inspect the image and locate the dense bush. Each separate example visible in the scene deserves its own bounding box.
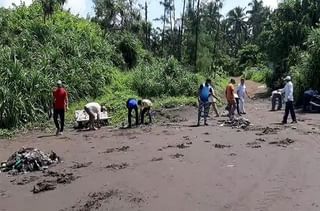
[289,29,320,103]
[132,57,202,98]
[243,66,272,83]
[0,4,115,128]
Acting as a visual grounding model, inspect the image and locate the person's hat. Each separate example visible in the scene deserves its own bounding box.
[57,80,62,85]
[284,76,291,81]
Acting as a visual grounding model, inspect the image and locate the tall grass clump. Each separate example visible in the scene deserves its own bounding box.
[0,4,115,128]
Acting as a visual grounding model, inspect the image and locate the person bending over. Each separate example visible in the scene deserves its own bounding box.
[138,99,153,125]
[84,102,106,130]
[126,98,139,128]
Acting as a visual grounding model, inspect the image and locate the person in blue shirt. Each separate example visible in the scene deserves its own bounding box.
[197,79,218,126]
[126,98,139,128]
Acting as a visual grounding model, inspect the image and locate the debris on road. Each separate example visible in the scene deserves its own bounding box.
[219,117,251,129]
[44,171,80,184]
[101,146,130,154]
[70,162,92,169]
[176,143,190,149]
[32,180,57,194]
[31,171,80,194]
[246,141,262,148]
[214,144,232,149]
[256,127,280,136]
[105,163,129,170]
[269,138,295,147]
[170,153,184,159]
[151,157,163,162]
[256,138,266,142]
[0,148,60,174]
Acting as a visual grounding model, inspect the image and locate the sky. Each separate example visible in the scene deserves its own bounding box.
[0,0,279,22]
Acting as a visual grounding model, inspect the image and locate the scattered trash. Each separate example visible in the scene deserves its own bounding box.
[170,153,184,159]
[214,144,232,149]
[229,153,237,156]
[176,143,190,149]
[0,148,60,174]
[183,136,190,141]
[101,146,130,154]
[204,140,211,143]
[246,141,262,148]
[32,180,57,194]
[256,127,280,136]
[226,164,235,168]
[269,138,295,147]
[105,163,129,170]
[186,141,193,145]
[70,162,92,169]
[220,117,251,129]
[117,146,130,152]
[62,190,119,211]
[256,138,266,142]
[44,171,80,184]
[151,157,163,162]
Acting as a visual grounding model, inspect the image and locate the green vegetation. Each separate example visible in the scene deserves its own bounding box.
[243,66,272,83]
[2,0,320,131]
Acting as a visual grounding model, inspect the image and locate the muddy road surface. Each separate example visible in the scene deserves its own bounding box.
[1,81,320,211]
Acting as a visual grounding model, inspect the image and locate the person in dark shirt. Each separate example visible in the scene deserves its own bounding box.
[53,80,68,136]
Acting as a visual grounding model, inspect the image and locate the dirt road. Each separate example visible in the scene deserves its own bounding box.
[1,80,320,211]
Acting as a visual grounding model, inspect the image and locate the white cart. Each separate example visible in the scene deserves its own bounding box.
[74,110,111,129]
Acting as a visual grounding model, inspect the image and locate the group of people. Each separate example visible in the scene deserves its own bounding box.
[52,75,298,135]
[197,78,251,126]
[52,80,153,135]
[197,75,297,125]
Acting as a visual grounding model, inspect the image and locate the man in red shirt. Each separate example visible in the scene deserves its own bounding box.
[53,80,68,135]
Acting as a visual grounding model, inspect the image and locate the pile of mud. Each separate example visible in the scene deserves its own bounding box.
[0,148,60,174]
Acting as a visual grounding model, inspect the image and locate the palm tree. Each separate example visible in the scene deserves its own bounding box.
[226,6,248,55]
[247,0,270,41]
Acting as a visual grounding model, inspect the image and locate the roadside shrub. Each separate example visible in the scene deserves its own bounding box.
[0,4,114,128]
[132,57,202,98]
[243,66,272,83]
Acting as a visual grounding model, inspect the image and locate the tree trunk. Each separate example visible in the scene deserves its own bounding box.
[145,1,149,49]
[194,0,201,71]
[162,2,166,56]
[179,0,186,61]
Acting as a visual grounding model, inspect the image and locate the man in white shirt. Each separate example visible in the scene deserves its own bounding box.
[280,76,297,124]
[84,102,106,130]
[237,78,251,114]
[138,99,153,125]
